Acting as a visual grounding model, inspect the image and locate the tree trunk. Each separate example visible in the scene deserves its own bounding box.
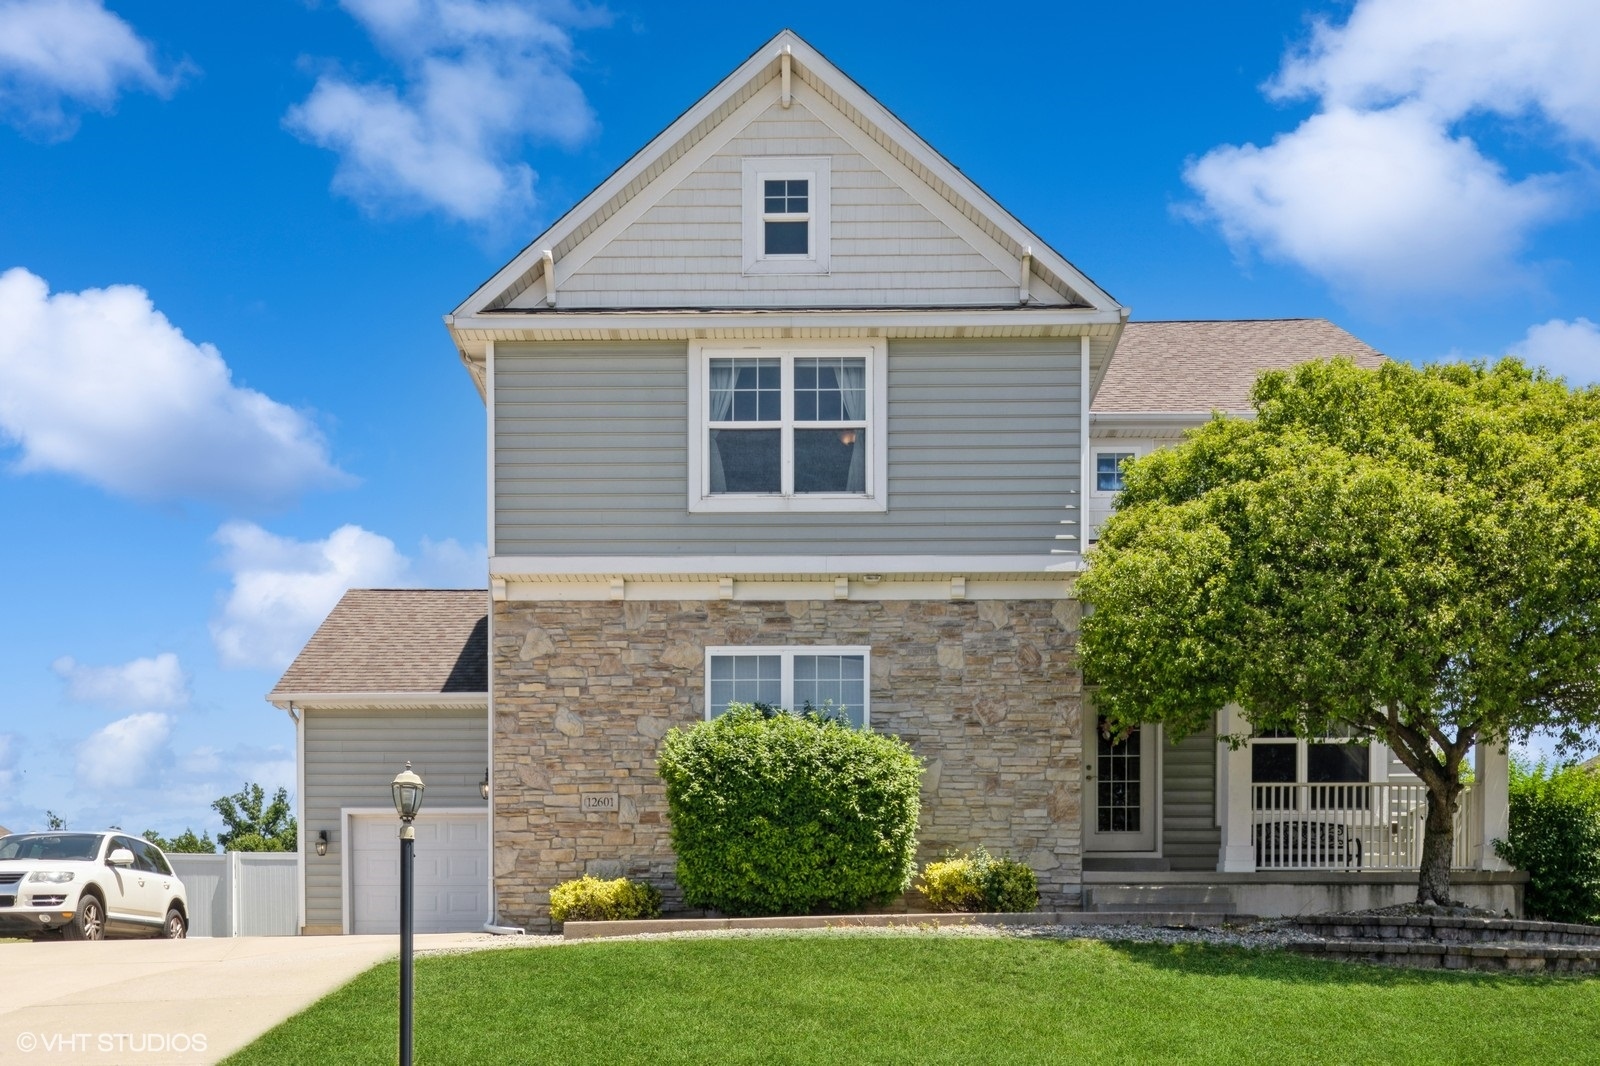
[1417,781,1462,906]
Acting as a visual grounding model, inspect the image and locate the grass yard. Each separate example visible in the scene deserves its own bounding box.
[225,933,1600,1065]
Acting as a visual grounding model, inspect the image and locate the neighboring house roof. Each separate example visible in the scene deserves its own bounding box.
[1093,319,1385,416]
[269,590,487,703]
[0,824,10,837]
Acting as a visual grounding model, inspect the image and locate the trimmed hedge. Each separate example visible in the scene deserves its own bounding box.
[656,704,923,916]
[918,848,1039,913]
[549,876,663,923]
[1495,760,1600,925]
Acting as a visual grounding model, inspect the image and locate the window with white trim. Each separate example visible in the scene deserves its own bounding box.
[1095,451,1136,493]
[705,646,870,728]
[1251,728,1374,810]
[742,157,830,274]
[689,341,887,512]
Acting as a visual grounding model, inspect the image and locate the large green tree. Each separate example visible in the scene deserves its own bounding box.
[213,783,297,853]
[1079,357,1600,904]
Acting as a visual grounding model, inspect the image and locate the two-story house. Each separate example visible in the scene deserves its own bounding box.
[269,30,1519,934]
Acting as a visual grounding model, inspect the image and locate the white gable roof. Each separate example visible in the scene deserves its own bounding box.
[450,30,1123,329]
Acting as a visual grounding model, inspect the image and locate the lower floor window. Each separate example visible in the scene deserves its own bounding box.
[1252,728,1372,809]
[705,646,870,727]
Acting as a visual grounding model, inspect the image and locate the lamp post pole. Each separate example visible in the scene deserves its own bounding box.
[391,762,426,1066]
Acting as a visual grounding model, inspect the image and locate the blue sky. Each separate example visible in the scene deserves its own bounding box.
[1,0,1596,837]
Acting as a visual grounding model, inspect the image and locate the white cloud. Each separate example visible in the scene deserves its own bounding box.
[210,521,485,670]
[1184,0,1600,301]
[1511,317,1600,385]
[0,0,182,139]
[76,712,172,790]
[53,652,189,710]
[285,0,604,222]
[0,268,347,507]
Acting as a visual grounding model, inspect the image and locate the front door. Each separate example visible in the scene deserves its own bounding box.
[1083,718,1158,852]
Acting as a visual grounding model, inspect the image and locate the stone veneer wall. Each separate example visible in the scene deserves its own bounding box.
[492,597,1083,927]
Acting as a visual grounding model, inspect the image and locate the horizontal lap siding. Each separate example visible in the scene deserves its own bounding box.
[303,707,487,929]
[1162,729,1221,871]
[494,339,1081,556]
[557,100,1019,309]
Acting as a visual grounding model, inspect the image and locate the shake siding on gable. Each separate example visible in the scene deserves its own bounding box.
[537,100,1027,310]
[493,337,1082,555]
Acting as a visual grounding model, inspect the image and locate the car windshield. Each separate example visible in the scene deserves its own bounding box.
[0,834,105,861]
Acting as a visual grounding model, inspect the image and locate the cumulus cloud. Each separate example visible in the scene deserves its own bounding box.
[1511,317,1600,386]
[1184,0,1600,301]
[0,0,183,138]
[52,652,189,710]
[0,268,347,507]
[210,521,485,670]
[76,712,172,790]
[284,0,605,222]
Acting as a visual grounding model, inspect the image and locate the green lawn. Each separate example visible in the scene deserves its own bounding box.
[225,933,1600,1065]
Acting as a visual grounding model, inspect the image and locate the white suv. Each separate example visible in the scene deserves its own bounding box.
[0,832,189,940]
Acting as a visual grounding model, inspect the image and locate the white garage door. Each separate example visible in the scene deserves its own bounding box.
[349,813,488,934]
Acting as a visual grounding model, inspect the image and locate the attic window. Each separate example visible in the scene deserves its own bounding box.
[743,157,830,275]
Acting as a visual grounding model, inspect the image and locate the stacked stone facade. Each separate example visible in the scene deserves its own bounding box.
[492,596,1083,928]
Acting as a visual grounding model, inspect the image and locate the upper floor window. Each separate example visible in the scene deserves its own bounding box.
[688,341,887,513]
[1095,451,1135,493]
[742,157,830,274]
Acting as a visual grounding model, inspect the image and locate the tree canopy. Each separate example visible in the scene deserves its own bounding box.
[1079,356,1600,903]
[213,783,297,853]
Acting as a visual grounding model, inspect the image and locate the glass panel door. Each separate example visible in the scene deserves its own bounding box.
[1084,717,1158,852]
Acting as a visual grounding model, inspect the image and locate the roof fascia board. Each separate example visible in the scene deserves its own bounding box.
[452,307,1123,333]
[267,691,487,711]
[491,554,1084,576]
[1091,410,1249,423]
[782,34,1120,313]
[452,34,789,318]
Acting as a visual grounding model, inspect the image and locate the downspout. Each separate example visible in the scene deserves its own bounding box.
[286,701,305,935]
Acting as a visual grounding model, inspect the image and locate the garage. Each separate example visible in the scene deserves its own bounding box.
[348,812,489,934]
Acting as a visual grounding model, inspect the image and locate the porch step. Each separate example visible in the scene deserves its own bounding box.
[1288,939,1600,973]
[1082,884,1238,914]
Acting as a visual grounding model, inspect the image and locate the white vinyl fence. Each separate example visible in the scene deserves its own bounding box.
[1250,783,1478,871]
[167,853,298,937]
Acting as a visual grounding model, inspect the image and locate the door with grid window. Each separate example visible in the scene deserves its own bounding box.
[1083,716,1157,852]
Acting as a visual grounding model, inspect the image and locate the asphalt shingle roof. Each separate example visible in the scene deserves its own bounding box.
[1093,318,1384,415]
[270,589,487,697]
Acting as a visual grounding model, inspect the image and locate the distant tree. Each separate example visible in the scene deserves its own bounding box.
[45,810,65,830]
[142,828,217,854]
[1080,357,1600,906]
[213,783,296,852]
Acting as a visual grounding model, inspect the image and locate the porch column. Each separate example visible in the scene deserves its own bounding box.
[1472,741,1511,871]
[1216,704,1256,872]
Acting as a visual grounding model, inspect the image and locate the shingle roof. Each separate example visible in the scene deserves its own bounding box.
[270,589,487,697]
[1093,319,1384,415]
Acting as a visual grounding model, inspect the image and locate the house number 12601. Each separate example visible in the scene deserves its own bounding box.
[581,793,619,813]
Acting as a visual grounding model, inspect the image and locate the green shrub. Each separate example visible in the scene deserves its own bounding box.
[1495,760,1600,925]
[656,703,923,916]
[548,876,663,923]
[917,848,1039,913]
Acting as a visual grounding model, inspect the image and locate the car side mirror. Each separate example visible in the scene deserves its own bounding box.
[107,848,135,867]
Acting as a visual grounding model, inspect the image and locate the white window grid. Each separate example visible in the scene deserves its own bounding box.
[706,353,867,495]
[704,646,872,727]
[741,157,830,275]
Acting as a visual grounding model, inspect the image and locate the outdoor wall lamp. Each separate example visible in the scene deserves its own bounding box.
[391,761,425,1066]
[481,767,490,801]
[315,830,328,857]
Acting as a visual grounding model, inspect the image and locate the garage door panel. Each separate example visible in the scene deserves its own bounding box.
[349,813,488,934]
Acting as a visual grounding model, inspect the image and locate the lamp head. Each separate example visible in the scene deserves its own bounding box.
[391,762,426,821]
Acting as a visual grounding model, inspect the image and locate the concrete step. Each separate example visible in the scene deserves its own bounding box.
[1084,884,1239,913]
[1082,856,1173,873]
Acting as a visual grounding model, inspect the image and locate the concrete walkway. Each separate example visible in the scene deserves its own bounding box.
[0,933,494,1065]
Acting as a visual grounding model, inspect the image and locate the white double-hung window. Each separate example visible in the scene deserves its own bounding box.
[705,646,871,727]
[742,157,830,274]
[688,340,887,512]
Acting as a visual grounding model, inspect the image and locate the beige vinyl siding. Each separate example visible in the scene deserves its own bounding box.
[1162,729,1221,871]
[493,337,1082,556]
[542,99,1027,309]
[302,706,487,930]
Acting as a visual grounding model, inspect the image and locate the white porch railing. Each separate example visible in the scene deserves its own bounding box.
[1250,783,1479,871]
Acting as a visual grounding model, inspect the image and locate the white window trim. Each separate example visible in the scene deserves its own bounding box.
[687,339,888,513]
[704,645,872,726]
[1090,446,1147,499]
[742,157,830,274]
[1249,734,1384,784]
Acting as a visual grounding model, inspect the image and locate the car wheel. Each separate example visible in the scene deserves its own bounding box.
[161,907,187,939]
[62,895,105,941]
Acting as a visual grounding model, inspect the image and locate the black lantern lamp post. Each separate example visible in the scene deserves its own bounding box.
[391,762,425,1066]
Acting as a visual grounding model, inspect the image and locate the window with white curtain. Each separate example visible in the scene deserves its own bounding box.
[705,646,871,727]
[690,342,886,512]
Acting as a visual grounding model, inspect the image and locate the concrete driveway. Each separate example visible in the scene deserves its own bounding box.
[0,933,497,1065]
